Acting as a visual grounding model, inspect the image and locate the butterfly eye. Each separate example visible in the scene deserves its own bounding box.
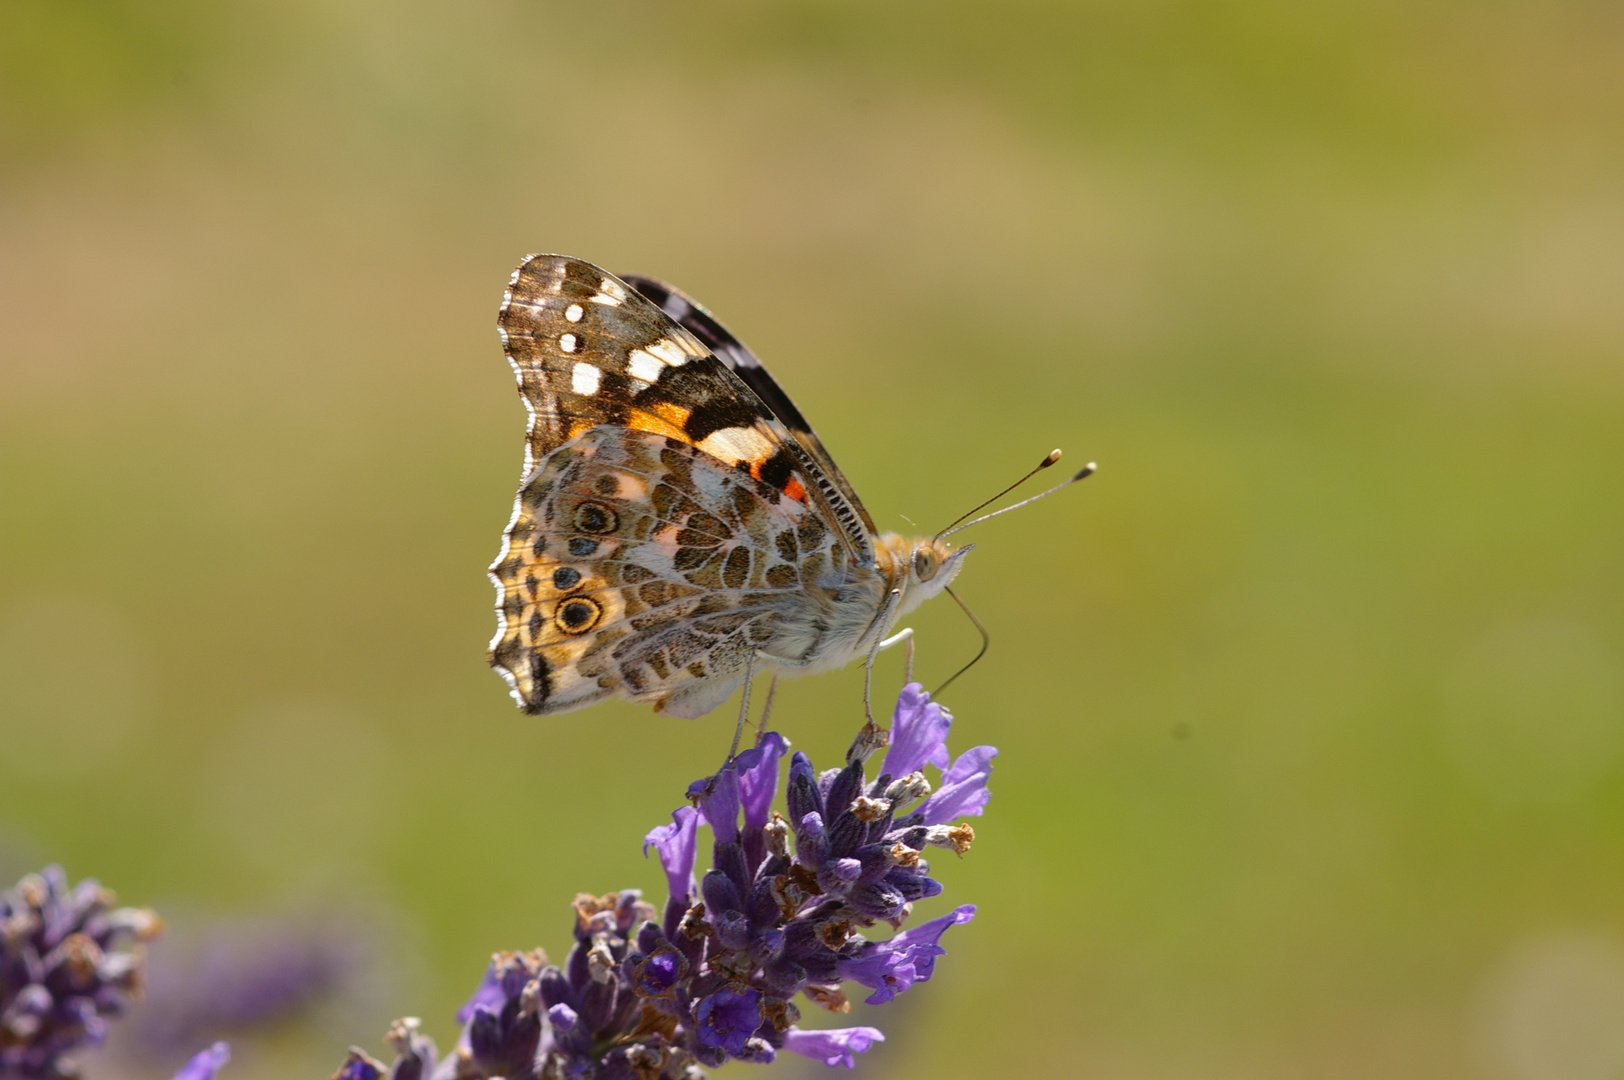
[912,547,938,582]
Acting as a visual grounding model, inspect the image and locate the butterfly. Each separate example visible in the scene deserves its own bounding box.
[487,255,1076,720]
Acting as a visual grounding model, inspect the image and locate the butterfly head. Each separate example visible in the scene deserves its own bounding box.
[878,534,970,617]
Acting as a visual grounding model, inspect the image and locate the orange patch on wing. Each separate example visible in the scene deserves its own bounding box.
[648,401,693,429]
[625,408,691,441]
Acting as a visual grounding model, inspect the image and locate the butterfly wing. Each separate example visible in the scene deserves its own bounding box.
[489,255,867,716]
[617,272,880,542]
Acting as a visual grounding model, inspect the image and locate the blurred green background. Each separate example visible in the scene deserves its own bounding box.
[4,2,1624,1078]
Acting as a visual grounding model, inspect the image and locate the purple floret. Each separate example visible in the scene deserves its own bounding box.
[644,806,702,907]
[738,733,790,831]
[881,683,953,779]
[837,905,977,1004]
[782,1026,885,1069]
[918,745,999,824]
[694,987,762,1057]
[690,756,747,846]
[171,1042,229,1080]
[454,963,506,1025]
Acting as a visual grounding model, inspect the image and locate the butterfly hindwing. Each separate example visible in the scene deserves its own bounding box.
[487,426,842,716]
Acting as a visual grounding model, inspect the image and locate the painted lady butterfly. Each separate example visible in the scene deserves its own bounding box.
[488,255,1006,719]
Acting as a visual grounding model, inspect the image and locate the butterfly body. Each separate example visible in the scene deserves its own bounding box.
[488,255,966,718]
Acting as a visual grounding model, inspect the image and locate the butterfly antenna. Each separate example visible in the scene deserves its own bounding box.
[940,458,1096,539]
[933,586,989,696]
[933,450,1061,539]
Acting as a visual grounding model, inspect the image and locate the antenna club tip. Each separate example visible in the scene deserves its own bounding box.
[1039,449,1062,468]
[1073,462,1098,481]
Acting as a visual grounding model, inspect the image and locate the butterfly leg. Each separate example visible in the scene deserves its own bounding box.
[875,626,915,684]
[701,652,758,800]
[726,652,756,764]
[756,673,780,740]
[877,627,913,650]
[856,587,904,757]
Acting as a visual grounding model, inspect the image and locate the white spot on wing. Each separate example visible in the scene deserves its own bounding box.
[589,277,628,306]
[671,328,709,357]
[572,362,601,395]
[645,337,688,366]
[626,348,665,384]
[560,333,577,353]
[565,303,584,323]
[698,426,775,464]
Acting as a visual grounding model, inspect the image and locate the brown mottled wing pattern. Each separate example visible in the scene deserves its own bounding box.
[488,427,844,717]
[488,255,856,717]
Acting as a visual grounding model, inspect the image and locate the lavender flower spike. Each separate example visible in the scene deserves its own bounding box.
[0,865,161,1079]
[172,1043,229,1080]
[782,1027,884,1069]
[325,683,994,1079]
[621,686,989,1070]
